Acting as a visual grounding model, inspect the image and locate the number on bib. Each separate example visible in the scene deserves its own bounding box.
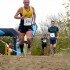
[43,39,46,43]
[50,33,55,37]
[24,18,33,26]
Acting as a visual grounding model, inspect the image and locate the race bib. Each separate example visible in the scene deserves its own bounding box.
[43,39,46,43]
[50,33,55,37]
[24,18,32,26]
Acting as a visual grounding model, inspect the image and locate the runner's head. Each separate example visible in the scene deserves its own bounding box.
[42,33,46,38]
[23,0,30,8]
[51,21,56,26]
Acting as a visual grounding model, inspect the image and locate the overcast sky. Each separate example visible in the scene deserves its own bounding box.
[0,0,68,28]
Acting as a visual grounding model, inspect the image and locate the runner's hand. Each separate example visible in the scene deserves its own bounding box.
[32,22,36,25]
[21,16,25,20]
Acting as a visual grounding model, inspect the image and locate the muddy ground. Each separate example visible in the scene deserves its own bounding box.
[0,51,70,70]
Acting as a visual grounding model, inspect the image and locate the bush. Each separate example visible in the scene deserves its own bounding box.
[0,36,13,54]
[0,41,5,54]
[31,33,70,55]
[57,33,70,53]
[31,37,42,55]
[3,36,13,44]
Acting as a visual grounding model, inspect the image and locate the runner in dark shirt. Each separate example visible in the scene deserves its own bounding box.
[48,21,59,56]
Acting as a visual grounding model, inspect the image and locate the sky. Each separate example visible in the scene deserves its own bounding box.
[0,0,68,29]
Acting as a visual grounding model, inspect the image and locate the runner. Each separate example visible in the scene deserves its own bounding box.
[48,21,59,56]
[41,34,47,55]
[14,0,36,53]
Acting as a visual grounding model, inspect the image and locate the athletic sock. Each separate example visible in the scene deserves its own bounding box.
[28,44,31,49]
[19,44,23,53]
[53,47,56,54]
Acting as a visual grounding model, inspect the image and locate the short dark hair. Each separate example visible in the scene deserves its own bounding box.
[51,21,55,22]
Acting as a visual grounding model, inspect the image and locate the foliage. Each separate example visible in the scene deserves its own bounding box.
[0,41,5,54]
[31,36,42,55]
[2,36,13,44]
[0,36,13,54]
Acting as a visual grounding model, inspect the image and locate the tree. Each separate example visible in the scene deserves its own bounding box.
[62,0,70,37]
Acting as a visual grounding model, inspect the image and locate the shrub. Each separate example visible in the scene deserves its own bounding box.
[31,37,42,55]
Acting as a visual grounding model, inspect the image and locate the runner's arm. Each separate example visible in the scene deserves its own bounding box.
[14,7,25,19]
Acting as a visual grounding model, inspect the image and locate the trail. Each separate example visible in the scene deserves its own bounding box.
[0,51,70,70]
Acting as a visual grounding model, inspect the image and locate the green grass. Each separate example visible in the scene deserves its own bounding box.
[31,37,42,55]
[31,36,50,56]
[0,36,13,54]
[0,41,5,54]
[0,34,70,55]
[57,37,70,53]
[31,35,70,55]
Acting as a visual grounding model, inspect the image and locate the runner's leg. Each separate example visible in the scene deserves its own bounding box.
[19,32,25,53]
[26,30,32,49]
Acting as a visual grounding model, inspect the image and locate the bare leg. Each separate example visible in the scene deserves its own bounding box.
[18,31,25,53]
[42,48,44,55]
[53,44,56,54]
[26,31,32,49]
[50,44,54,56]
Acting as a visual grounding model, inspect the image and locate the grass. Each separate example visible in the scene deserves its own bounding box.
[0,41,5,54]
[31,36,50,56]
[31,37,42,55]
[31,35,70,55]
[56,36,70,53]
[0,35,70,55]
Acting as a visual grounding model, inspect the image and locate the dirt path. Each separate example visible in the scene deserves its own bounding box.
[0,53,70,70]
